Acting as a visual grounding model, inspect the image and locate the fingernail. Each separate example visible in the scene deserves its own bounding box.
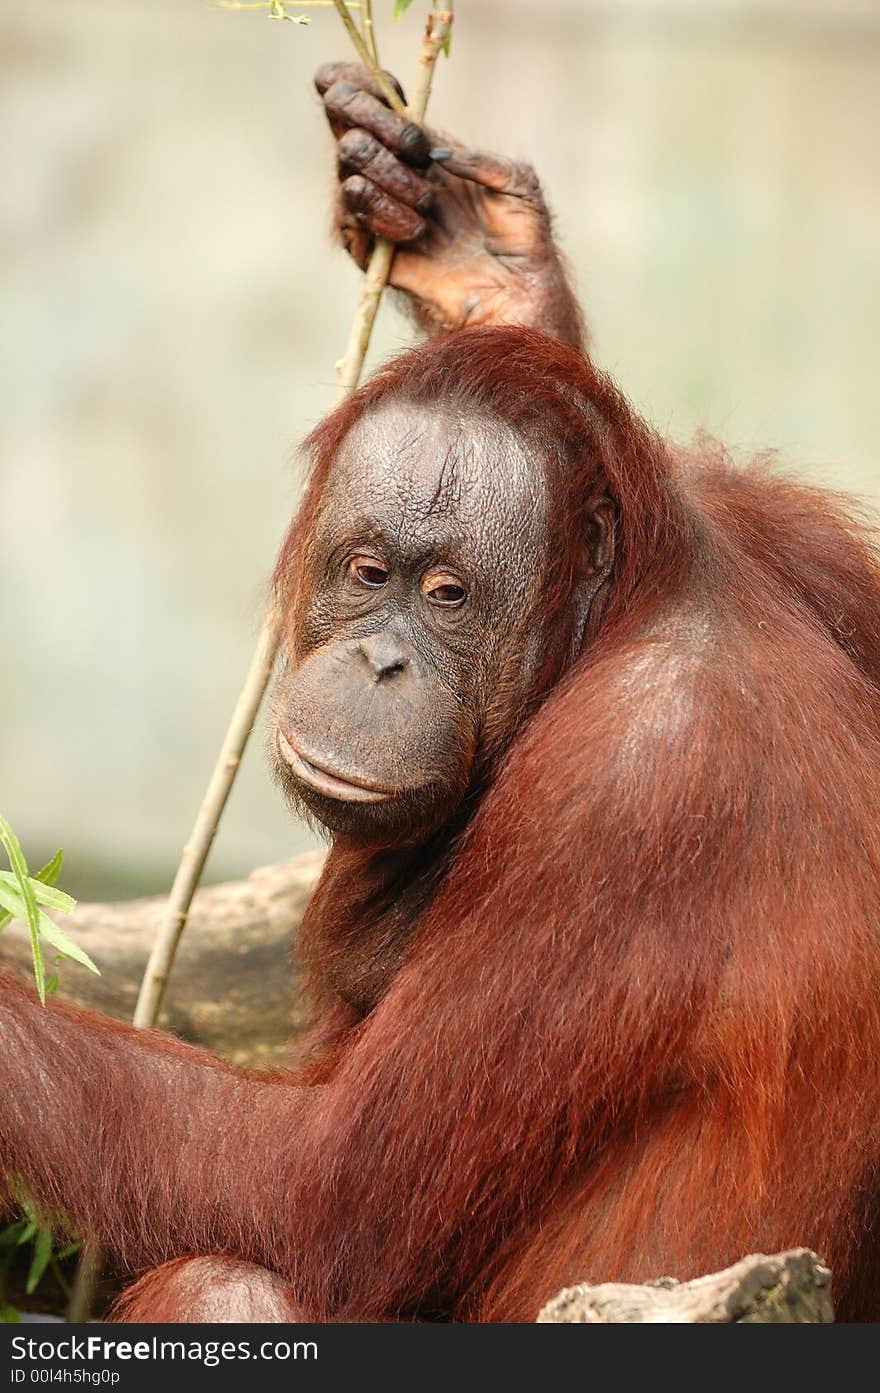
[429,147,454,162]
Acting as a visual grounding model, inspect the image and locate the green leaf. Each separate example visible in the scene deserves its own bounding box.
[0,1304,21,1324]
[25,1228,53,1295]
[35,850,64,888]
[0,871,75,915]
[37,917,100,977]
[266,0,310,19]
[14,1186,37,1223]
[0,1222,28,1249]
[16,1222,37,1246]
[0,884,45,925]
[0,815,44,1004]
[0,886,98,975]
[394,0,414,17]
[0,851,64,934]
[55,1241,81,1262]
[0,881,31,922]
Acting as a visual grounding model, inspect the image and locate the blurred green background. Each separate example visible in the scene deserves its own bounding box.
[1,0,878,901]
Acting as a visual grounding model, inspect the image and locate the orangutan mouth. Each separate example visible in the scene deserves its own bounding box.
[276,730,395,804]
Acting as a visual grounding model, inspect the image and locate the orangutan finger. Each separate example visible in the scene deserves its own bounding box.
[314,61,407,108]
[341,175,427,245]
[431,147,542,201]
[338,129,434,215]
[323,81,430,167]
[338,218,374,271]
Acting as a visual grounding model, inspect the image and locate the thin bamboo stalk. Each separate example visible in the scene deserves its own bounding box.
[66,1243,103,1324]
[334,8,453,395]
[135,7,451,1032]
[132,613,279,1026]
[361,0,378,66]
[73,0,454,1324]
[330,0,407,114]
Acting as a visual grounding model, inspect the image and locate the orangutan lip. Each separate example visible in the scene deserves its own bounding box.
[277,731,394,804]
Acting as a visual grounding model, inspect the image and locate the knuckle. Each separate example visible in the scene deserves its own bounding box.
[314,62,338,92]
[338,128,377,165]
[397,122,430,164]
[325,79,358,111]
[412,186,434,215]
[398,215,426,245]
[341,174,371,209]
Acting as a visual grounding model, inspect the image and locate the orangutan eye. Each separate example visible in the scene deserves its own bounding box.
[422,573,467,608]
[349,557,390,589]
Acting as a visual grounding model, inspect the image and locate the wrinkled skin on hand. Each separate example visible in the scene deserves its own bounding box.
[315,62,585,348]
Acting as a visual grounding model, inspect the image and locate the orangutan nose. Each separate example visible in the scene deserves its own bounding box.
[357,633,411,682]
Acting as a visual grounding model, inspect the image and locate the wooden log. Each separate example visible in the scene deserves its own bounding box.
[0,852,326,1067]
[537,1248,834,1323]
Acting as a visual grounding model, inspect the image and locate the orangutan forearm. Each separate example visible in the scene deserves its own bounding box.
[0,975,297,1272]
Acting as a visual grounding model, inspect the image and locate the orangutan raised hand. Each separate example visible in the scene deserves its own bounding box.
[314,62,585,348]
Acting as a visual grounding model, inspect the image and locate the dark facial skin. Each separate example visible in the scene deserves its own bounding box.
[272,402,554,845]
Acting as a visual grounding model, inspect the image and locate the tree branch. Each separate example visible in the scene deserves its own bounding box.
[132,3,454,1040]
[333,6,453,395]
[538,1249,834,1323]
[329,0,407,114]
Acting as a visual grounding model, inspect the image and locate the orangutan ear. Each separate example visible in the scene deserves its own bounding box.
[567,496,616,658]
[585,497,616,581]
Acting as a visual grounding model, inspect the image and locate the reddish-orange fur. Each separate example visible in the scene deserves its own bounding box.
[2,327,880,1322]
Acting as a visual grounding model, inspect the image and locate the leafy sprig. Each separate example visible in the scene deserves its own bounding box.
[0,1185,81,1323]
[0,816,98,1004]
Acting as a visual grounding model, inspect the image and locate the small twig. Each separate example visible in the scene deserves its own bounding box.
[217,2,362,10]
[408,7,453,121]
[334,243,396,399]
[133,0,452,1061]
[49,1255,73,1302]
[330,0,407,113]
[66,1242,103,1323]
[77,616,279,1313]
[334,7,453,396]
[132,613,278,1027]
[130,0,454,1022]
[78,0,454,1330]
[361,0,378,66]
[134,0,455,1031]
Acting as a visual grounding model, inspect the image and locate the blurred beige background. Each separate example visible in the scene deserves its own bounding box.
[1,0,878,899]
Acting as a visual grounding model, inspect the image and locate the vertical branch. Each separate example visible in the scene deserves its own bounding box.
[75,0,454,1322]
[66,1242,103,1324]
[133,3,453,1039]
[133,1,454,1028]
[408,8,453,123]
[132,615,279,1027]
[330,0,406,112]
[361,0,378,67]
[333,242,395,400]
[334,6,453,398]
